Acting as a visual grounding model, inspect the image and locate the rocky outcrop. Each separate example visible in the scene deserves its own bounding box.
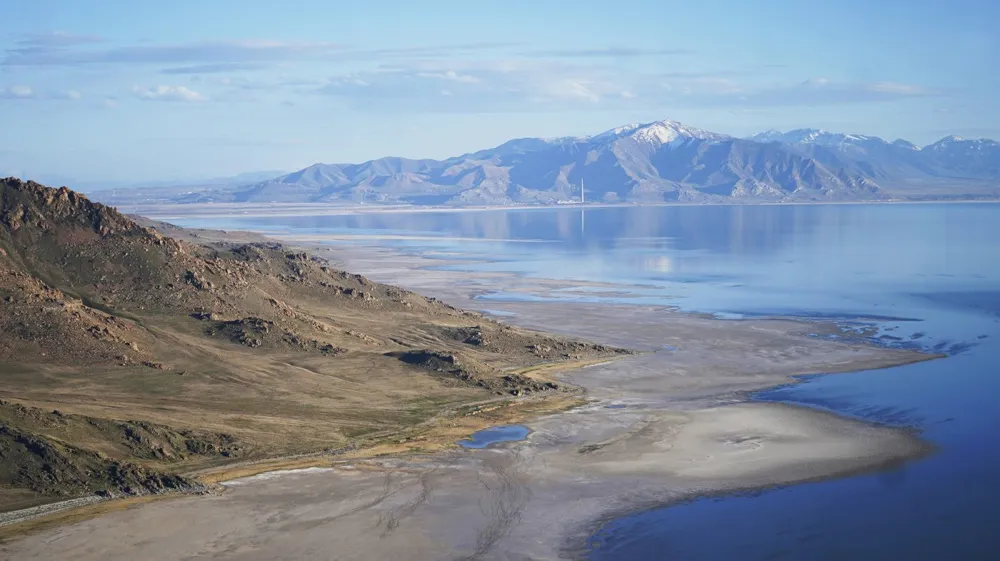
[387,349,559,396]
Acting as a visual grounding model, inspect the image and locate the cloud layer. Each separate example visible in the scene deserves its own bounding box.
[310,59,937,113]
[132,85,205,102]
[1,40,517,67]
[0,85,84,100]
[15,31,104,47]
[1,35,940,113]
[0,85,34,99]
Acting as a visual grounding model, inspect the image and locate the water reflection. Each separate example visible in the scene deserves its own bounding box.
[192,205,999,283]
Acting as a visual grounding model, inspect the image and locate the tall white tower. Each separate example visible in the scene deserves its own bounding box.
[581,177,585,204]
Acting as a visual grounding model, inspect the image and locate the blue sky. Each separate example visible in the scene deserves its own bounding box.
[1,0,997,185]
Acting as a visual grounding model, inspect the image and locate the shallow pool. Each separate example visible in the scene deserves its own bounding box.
[458,425,530,449]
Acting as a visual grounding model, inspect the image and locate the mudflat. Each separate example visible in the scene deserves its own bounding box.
[1,289,935,560]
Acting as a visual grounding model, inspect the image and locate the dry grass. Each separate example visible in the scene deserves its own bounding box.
[0,179,631,525]
[0,258,627,508]
[0,389,594,544]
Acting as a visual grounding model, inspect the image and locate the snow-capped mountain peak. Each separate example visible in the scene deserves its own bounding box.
[791,128,828,142]
[598,123,644,138]
[749,129,784,143]
[751,128,892,148]
[594,120,729,145]
[167,119,998,206]
[925,135,1000,153]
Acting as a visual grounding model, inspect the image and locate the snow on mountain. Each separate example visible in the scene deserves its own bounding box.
[168,121,1000,205]
[751,128,885,148]
[921,136,1000,179]
[752,128,1000,194]
[749,129,784,143]
[595,120,729,145]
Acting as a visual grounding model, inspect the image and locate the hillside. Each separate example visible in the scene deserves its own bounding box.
[0,178,628,512]
[123,120,1000,206]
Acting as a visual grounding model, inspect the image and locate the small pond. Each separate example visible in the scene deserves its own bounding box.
[458,425,530,449]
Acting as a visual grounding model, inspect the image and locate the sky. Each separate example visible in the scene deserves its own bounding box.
[1,0,998,185]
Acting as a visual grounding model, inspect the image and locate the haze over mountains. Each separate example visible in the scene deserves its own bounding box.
[104,121,1000,206]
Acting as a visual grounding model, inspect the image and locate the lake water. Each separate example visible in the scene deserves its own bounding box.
[457,425,531,449]
[166,203,1000,561]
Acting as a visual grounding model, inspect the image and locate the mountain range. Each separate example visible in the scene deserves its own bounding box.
[120,121,1000,205]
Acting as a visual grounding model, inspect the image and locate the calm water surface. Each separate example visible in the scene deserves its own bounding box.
[457,425,530,449]
[169,204,1000,561]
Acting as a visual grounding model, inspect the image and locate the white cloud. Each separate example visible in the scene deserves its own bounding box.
[323,75,370,89]
[417,70,480,84]
[309,58,937,113]
[661,76,742,95]
[740,78,937,105]
[802,77,831,87]
[869,82,927,95]
[161,62,268,75]
[0,86,89,101]
[0,85,35,99]
[16,31,104,47]
[654,75,935,107]
[319,58,633,109]
[521,47,690,58]
[1,38,510,68]
[560,80,601,102]
[132,85,206,102]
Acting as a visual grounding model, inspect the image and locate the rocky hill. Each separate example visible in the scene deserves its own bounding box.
[0,178,628,512]
[138,120,1000,206]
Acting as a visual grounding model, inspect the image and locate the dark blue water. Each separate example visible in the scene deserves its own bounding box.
[165,203,1000,561]
[457,425,530,449]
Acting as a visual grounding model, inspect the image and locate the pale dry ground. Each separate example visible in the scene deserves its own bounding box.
[0,235,939,561]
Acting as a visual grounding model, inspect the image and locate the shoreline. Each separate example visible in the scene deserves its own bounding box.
[0,364,609,535]
[0,342,936,544]
[564,411,935,561]
[0,232,947,560]
[119,197,1000,221]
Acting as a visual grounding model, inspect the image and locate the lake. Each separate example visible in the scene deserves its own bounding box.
[166,203,1000,561]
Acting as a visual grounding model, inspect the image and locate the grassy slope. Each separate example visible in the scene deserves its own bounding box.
[0,178,629,511]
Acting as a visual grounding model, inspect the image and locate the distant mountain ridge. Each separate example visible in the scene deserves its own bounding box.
[747,128,1000,197]
[136,121,1000,205]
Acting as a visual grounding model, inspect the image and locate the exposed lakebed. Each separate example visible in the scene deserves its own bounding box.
[147,203,1000,560]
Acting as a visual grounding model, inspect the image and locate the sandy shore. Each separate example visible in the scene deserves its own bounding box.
[0,236,939,561]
